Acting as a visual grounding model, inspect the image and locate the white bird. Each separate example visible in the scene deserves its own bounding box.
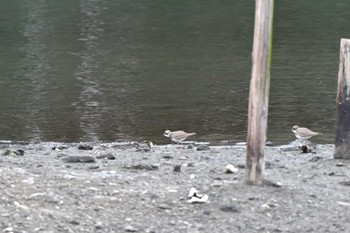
[163,130,196,143]
[292,125,322,140]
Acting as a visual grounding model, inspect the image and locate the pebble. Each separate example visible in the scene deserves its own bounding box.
[3,227,13,232]
[2,148,12,156]
[125,164,159,171]
[197,145,210,151]
[95,221,103,230]
[173,164,181,172]
[62,156,96,163]
[78,144,93,150]
[309,156,322,162]
[13,149,25,156]
[97,153,116,160]
[52,146,68,151]
[162,155,173,160]
[220,205,239,213]
[89,164,100,169]
[224,164,238,174]
[125,225,138,232]
[300,145,312,153]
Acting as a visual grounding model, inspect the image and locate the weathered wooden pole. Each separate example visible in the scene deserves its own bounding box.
[334,39,350,159]
[245,0,274,185]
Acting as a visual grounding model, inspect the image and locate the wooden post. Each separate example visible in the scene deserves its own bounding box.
[245,0,274,185]
[334,39,350,159]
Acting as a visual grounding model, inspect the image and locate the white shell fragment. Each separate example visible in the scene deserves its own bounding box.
[187,187,209,203]
[224,164,239,174]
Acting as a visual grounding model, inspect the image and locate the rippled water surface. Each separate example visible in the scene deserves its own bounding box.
[1,1,350,145]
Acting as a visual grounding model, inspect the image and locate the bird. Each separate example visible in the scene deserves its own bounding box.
[163,130,196,143]
[292,125,322,140]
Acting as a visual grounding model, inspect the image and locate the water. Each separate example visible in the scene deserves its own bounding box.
[0,0,349,145]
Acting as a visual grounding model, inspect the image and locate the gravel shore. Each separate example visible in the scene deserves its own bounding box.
[0,142,349,233]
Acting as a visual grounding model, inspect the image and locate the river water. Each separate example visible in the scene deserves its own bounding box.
[0,1,349,145]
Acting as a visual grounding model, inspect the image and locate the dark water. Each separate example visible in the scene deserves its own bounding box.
[0,1,350,145]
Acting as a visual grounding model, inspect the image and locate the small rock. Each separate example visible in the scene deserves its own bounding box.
[3,227,13,232]
[62,156,96,163]
[187,144,195,149]
[336,162,345,167]
[89,165,100,169]
[13,149,24,156]
[52,146,68,151]
[299,145,312,153]
[224,164,238,174]
[78,144,93,150]
[309,156,322,162]
[125,164,159,171]
[97,153,115,160]
[328,171,335,176]
[197,144,210,151]
[265,161,273,169]
[173,164,181,172]
[263,180,282,188]
[162,155,173,160]
[95,221,103,230]
[125,225,138,232]
[134,141,153,152]
[339,181,350,186]
[2,148,12,156]
[220,205,239,213]
[107,154,116,160]
[69,220,80,225]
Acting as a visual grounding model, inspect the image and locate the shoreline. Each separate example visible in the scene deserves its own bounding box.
[0,142,349,232]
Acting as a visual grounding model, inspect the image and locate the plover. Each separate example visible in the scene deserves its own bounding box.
[163,130,196,143]
[292,125,322,140]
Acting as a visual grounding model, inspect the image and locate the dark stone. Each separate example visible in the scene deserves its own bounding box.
[69,220,80,225]
[97,153,115,160]
[125,164,159,171]
[339,181,350,186]
[309,156,322,162]
[187,162,195,167]
[162,155,173,160]
[107,154,116,160]
[13,149,24,156]
[263,180,282,188]
[187,144,195,149]
[63,156,96,163]
[265,161,272,169]
[78,145,93,150]
[197,145,210,151]
[300,145,312,153]
[220,205,240,213]
[52,146,68,150]
[173,164,181,172]
[203,210,211,215]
